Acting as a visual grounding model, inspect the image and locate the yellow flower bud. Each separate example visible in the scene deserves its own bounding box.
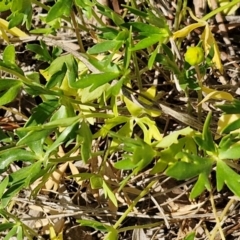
[184,46,204,66]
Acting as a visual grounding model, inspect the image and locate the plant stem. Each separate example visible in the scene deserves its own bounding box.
[91,9,106,26]
[70,11,85,53]
[113,179,157,229]
[118,221,164,232]
[209,190,225,240]
[202,0,240,21]
[210,198,236,239]
[194,65,202,121]
[132,51,142,91]
[174,0,182,31]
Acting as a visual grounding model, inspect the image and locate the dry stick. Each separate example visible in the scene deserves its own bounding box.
[151,195,170,228]
[122,85,204,131]
[193,0,207,18]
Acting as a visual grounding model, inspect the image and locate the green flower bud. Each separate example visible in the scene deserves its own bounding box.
[184,46,204,66]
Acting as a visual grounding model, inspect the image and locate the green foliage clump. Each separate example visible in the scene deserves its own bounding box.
[0,0,240,239]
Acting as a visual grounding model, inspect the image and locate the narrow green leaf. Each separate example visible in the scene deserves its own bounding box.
[1,162,43,208]
[127,22,165,34]
[0,176,9,199]
[90,175,103,189]
[75,0,94,8]
[111,11,124,25]
[102,181,118,207]
[25,100,60,127]
[0,79,22,105]
[81,84,108,103]
[45,121,79,155]
[47,55,66,75]
[131,34,162,51]
[123,29,132,70]
[72,72,119,90]
[147,10,170,29]
[121,5,148,17]
[51,104,75,122]
[0,0,11,11]
[4,225,18,240]
[115,29,128,41]
[190,173,211,199]
[0,60,24,75]
[216,160,240,196]
[0,223,15,232]
[162,43,174,61]
[184,232,195,240]
[26,42,52,62]
[166,154,212,180]
[3,45,15,65]
[17,129,51,146]
[65,55,79,88]
[219,133,240,151]
[8,13,24,29]
[216,99,240,114]
[17,225,23,240]
[78,219,109,232]
[88,40,122,54]
[17,116,79,132]
[78,121,92,163]
[24,161,42,186]
[114,158,136,170]
[150,159,168,174]
[46,64,67,89]
[99,27,119,40]
[46,0,73,22]
[148,45,160,70]
[222,118,240,134]
[219,143,240,160]
[155,54,180,74]
[90,72,120,91]
[0,149,36,171]
[70,173,93,180]
[156,127,193,148]
[202,112,215,152]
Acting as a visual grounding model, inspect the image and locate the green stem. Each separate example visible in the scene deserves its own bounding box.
[113,180,157,229]
[118,221,164,232]
[0,209,42,239]
[194,65,202,121]
[132,51,142,91]
[31,0,50,12]
[184,89,192,114]
[202,0,240,21]
[210,198,236,239]
[174,0,182,31]
[209,190,225,240]
[91,9,106,26]
[70,11,85,53]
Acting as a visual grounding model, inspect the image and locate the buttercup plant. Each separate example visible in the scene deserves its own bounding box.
[0,0,240,239]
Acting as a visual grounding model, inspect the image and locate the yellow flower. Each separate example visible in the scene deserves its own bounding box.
[185,46,204,66]
[172,8,223,73]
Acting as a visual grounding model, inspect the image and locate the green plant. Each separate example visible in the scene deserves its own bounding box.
[1,0,240,239]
